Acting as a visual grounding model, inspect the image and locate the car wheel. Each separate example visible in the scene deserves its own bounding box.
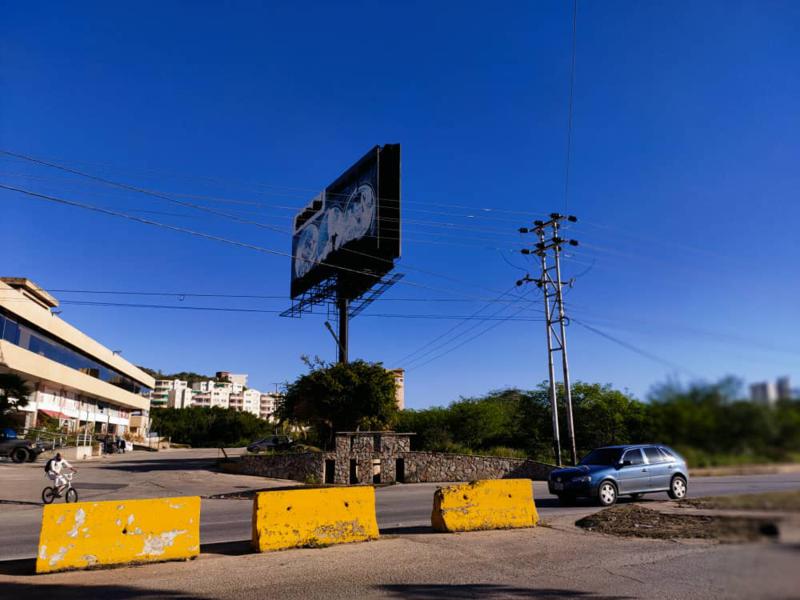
[557,494,576,506]
[597,481,617,507]
[630,493,644,501]
[11,447,29,463]
[668,475,687,500]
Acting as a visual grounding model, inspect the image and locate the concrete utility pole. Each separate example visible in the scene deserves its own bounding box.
[518,213,579,466]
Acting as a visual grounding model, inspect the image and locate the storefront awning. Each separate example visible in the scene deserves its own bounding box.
[38,409,72,420]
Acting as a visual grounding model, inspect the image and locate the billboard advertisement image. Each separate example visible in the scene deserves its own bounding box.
[291,144,400,300]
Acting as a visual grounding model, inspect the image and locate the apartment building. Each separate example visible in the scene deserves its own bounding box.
[259,393,279,421]
[151,378,190,407]
[0,277,153,437]
[229,388,260,416]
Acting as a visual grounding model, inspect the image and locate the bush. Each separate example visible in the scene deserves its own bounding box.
[150,406,275,447]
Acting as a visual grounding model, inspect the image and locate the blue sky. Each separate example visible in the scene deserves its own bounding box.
[2,1,798,407]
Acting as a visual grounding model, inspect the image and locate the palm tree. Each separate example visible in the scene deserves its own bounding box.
[0,373,33,416]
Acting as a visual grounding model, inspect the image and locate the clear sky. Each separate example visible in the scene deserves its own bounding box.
[2,1,798,407]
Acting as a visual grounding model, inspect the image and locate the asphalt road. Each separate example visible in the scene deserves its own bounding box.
[1,449,798,562]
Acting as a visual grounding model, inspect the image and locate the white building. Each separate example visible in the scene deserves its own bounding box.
[750,381,778,406]
[390,368,405,410]
[167,386,193,409]
[229,388,261,416]
[0,277,153,438]
[259,393,279,421]
[151,379,189,407]
[217,371,248,389]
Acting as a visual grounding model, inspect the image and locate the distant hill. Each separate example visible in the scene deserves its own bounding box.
[137,366,214,385]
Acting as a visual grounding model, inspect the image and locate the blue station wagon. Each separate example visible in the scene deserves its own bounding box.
[548,444,689,506]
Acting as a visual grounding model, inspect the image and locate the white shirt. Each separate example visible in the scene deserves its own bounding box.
[50,458,72,474]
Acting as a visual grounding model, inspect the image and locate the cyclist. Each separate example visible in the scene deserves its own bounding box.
[44,452,77,497]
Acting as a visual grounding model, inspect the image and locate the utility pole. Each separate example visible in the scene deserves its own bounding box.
[518,213,579,466]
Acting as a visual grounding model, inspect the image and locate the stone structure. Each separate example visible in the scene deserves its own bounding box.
[330,432,413,484]
[231,431,554,485]
[401,451,553,483]
[238,452,325,482]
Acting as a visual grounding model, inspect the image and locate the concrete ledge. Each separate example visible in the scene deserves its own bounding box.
[251,486,379,552]
[36,496,200,573]
[431,479,539,533]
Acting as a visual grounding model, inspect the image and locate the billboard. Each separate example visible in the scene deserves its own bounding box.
[291,144,400,299]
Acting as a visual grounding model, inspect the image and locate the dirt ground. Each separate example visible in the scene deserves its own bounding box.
[680,490,800,512]
[575,504,780,542]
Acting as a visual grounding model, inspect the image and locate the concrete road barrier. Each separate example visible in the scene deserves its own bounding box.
[36,496,200,574]
[431,479,539,533]
[252,486,379,552]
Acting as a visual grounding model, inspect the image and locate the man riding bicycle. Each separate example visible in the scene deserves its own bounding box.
[44,452,77,497]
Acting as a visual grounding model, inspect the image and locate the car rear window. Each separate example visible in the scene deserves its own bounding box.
[643,447,665,463]
[659,447,676,461]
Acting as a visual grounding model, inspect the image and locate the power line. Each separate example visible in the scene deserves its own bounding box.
[571,318,700,378]
[406,301,534,373]
[564,0,578,211]
[0,183,486,301]
[400,286,539,369]
[56,299,546,321]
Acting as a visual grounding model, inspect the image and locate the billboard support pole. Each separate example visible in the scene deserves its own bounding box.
[337,297,349,364]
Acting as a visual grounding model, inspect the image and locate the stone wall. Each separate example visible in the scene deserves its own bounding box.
[231,448,553,484]
[236,452,326,482]
[400,452,553,483]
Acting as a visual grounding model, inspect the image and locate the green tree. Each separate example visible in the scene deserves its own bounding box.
[277,359,398,449]
[0,373,33,426]
[150,406,275,447]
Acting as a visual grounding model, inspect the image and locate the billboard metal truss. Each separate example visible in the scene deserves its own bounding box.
[280,272,404,319]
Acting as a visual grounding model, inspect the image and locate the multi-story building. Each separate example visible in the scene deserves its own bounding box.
[390,368,405,410]
[229,388,260,416]
[259,393,279,421]
[167,386,193,409]
[217,371,248,389]
[750,381,778,405]
[151,379,189,407]
[776,376,792,401]
[0,277,153,437]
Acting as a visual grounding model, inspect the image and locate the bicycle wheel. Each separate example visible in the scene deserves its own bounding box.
[65,488,78,503]
[42,487,56,504]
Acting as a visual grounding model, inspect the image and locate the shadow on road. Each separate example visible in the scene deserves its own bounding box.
[379,525,433,535]
[199,539,252,556]
[0,583,211,600]
[94,458,218,473]
[0,557,35,576]
[378,584,634,599]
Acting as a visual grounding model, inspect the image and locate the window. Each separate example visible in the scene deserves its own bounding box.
[623,449,644,465]
[643,447,665,464]
[659,447,676,461]
[0,309,151,395]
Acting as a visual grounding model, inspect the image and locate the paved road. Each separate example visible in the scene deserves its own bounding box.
[1,450,799,562]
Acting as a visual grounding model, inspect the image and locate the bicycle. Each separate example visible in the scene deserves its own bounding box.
[42,471,78,504]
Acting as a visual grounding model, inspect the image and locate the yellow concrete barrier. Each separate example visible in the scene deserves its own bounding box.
[252,486,379,552]
[431,479,538,533]
[36,496,200,574]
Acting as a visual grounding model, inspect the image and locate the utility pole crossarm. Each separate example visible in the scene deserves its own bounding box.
[518,212,579,466]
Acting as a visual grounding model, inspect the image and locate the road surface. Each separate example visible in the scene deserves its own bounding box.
[1,450,798,561]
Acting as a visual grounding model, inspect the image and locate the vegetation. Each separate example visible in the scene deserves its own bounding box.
[138,367,214,385]
[277,359,398,449]
[396,378,800,466]
[0,373,32,427]
[150,406,275,447]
